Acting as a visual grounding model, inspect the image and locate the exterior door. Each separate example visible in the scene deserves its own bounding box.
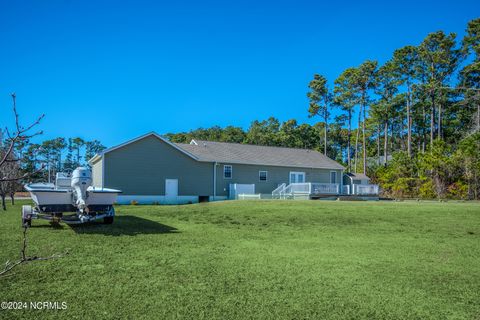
[165,179,178,197]
[289,172,305,183]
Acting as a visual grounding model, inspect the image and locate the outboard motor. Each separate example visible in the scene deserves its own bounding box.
[71,167,92,213]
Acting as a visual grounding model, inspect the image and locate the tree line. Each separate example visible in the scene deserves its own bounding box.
[167,18,480,200]
[1,125,105,209]
[12,137,106,181]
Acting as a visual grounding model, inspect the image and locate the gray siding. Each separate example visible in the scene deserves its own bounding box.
[104,135,214,196]
[215,163,343,196]
[91,158,103,187]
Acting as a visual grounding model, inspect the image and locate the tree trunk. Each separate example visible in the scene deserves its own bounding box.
[347,110,352,172]
[354,106,361,172]
[1,194,6,211]
[362,102,367,174]
[430,92,435,148]
[324,109,328,156]
[390,116,395,152]
[422,104,426,153]
[401,111,406,151]
[437,103,442,140]
[77,149,80,165]
[407,85,412,157]
[377,124,381,166]
[10,193,15,205]
[384,120,388,166]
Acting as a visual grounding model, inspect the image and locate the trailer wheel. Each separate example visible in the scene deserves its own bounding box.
[103,216,114,224]
[21,205,32,227]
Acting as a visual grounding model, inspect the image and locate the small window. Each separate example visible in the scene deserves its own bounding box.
[223,165,232,179]
[259,171,268,181]
[330,171,337,184]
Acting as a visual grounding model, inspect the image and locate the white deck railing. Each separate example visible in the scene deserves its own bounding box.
[311,183,339,195]
[271,183,286,198]
[275,182,340,199]
[238,194,261,200]
[352,184,379,195]
[271,182,379,198]
[283,183,312,194]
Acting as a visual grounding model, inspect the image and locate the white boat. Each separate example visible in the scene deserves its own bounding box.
[22,167,121,226]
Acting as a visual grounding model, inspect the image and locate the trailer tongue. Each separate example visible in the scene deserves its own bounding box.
[23,167,121,226]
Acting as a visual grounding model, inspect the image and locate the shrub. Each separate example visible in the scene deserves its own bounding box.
[419,180,436,199]
[391,177,419,199]
[447,182,468,200]
[130,200,139,205]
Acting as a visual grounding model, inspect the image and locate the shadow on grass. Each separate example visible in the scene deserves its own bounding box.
[69,215,179,236]
[30,223,65,230]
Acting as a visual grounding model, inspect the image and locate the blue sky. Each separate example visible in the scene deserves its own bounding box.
[1,0,478,147]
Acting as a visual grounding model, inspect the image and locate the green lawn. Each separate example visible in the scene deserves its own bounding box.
[0,200,479,319]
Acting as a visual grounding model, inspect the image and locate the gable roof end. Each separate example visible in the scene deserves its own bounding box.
[88,132,199,164]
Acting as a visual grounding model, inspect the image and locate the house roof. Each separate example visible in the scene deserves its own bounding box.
[175,140,344,170]
[345,172,370,180]
[90,133,345,170]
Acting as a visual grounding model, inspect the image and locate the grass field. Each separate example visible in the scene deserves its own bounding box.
[0,200,479,319]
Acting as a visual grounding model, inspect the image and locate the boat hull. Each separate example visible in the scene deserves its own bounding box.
[30,191,73,207]
[87,188,119,205]
[25,185,121,213]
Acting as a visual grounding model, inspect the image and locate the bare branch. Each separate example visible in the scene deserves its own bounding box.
[0,226,68,277]
[0,140,15,168]
[0,165,45,182]
[0,93,44,182]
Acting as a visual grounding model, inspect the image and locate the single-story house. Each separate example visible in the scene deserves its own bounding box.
[89,132,346,204]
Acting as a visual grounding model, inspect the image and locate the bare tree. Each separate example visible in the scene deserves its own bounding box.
[0,93,44,185]
[0,93,67,277]
[0,151,19,210]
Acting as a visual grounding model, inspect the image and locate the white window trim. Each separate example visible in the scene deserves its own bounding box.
[259,170,268,182]
[330,171,337,184]
[223,165,232,179]
[289,171,306,184]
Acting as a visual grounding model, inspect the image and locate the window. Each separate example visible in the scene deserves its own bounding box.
[259,171,268,181]
[223,165,232,179]
[330,171,337,184]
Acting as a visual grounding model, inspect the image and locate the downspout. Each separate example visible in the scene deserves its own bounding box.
[101,154,105,189]
[213,162,217,201]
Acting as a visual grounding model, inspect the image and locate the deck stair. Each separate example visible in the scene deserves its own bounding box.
[271,183,287,199]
